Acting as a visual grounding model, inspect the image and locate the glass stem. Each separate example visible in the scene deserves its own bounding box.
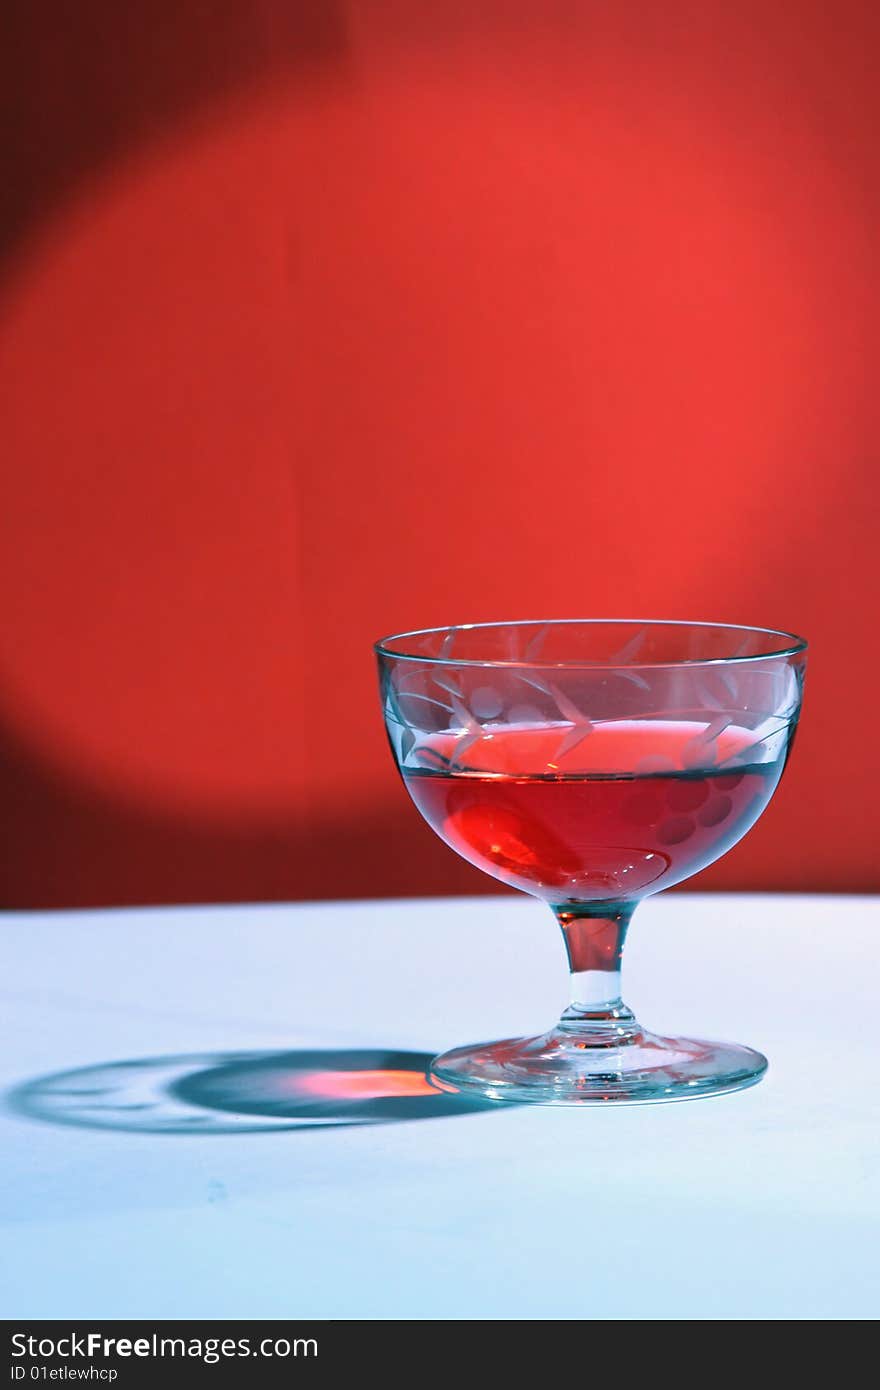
[553,903,641,1043]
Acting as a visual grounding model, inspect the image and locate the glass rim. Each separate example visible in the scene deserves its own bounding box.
[373,618,809,670]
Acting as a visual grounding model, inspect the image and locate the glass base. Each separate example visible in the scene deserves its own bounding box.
[429,1026,768,1105]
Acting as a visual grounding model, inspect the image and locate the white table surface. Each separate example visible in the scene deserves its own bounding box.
[1,893,878,1321]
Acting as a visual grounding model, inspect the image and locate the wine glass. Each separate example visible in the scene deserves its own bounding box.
[375,620,807,1104]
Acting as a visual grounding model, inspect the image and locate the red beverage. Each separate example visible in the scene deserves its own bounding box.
[401,720,788,903]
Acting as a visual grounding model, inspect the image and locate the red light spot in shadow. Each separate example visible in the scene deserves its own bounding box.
[293,1069,436,1101]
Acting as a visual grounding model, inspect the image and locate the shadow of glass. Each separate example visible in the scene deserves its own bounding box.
[6,1048,498,1134]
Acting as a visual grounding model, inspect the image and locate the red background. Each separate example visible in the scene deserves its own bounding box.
[2,1,877,908]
